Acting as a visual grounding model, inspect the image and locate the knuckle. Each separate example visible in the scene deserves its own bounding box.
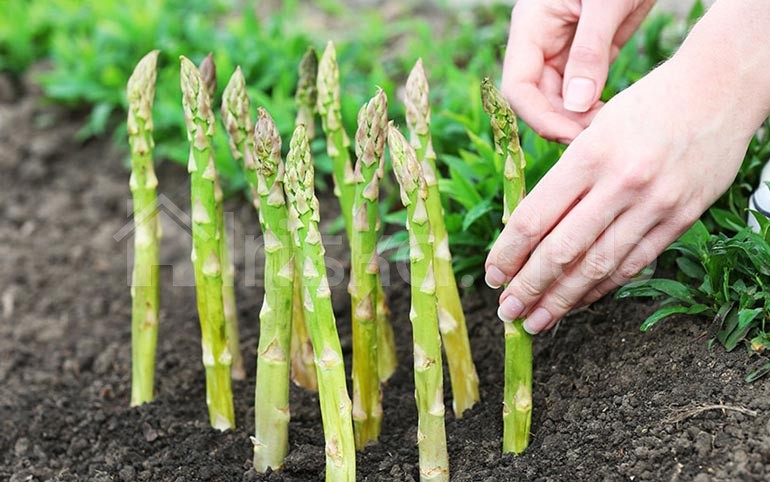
[547,289,573,314]
[617,259,646,281]
[514,276,542,300]
[617,164,656,191]
[582,251,613,280]
[545,236,582,268]
[510,207,541,240]
[569,45,604,66]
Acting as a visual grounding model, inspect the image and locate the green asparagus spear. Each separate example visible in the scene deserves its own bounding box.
[296,46,319,140]
[221,69,293,469]
[290,47,320,391]
[251,109,295,471]
[200,53,246,381]
[180,56,235,430]
[481,78,531,454]
[127,50,161,407]
[350,89,388,448]
[388,124,449,482]
[284,124,356,481]
[406,59,479,417]
[317,41,397,382]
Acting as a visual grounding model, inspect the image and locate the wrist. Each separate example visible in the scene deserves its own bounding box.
[669,0,770,137]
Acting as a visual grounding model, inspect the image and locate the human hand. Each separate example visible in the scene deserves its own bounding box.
[485,58,757,334]
[502,0,655,143]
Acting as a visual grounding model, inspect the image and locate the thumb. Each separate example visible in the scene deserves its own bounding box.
[562,1,626,113]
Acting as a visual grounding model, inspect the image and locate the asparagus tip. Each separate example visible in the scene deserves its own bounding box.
[405,59,430,136]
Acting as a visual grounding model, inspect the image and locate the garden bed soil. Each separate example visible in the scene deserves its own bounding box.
[2,85,770,482]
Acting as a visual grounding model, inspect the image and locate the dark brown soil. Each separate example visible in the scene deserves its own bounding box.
[2,87,770,482]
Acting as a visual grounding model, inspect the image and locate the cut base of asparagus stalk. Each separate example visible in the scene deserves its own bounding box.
[181,55,235,430]
[128,50,161,407]
[481,78,532,454]
[406,59,479,417]
[389,124,449,482]
[285,124,356,481]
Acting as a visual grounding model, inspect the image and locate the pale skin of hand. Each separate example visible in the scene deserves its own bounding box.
[485,0,770,334]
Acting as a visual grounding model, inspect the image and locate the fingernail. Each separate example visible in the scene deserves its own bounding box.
[564,77,595,113]
[497,296,525,322]
[523,307,553,334]
[485,266,509,289]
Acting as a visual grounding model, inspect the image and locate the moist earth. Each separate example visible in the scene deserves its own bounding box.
[1,83,769,482]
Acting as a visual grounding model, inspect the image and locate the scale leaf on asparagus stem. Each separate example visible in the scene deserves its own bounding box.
[405,59,479,417]
[221,69,293,469]
[290,47,320,391]
[127,50,161,407]
[317,41,398,382]
[350,88,388,448]
[481,78,532,455]
[284,124,356,481]
[389,124,449,482]
[199,53,246,381]
[180,55,235,430]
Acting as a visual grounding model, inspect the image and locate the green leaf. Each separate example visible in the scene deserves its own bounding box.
[617,279,697,304]
[710,207,746,232]
[462,199,493,231]
[746,362,770,382]
[640,303,710,332]
[675,256,705,279]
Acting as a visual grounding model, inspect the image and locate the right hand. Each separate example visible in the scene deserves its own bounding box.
[501,0,655,143]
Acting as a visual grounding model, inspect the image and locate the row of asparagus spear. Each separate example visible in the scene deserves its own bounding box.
[126,42,531,481]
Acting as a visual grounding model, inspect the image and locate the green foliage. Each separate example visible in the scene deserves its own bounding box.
[618,219,770,380]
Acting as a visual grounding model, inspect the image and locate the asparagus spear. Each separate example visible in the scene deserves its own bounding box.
[284,124,356,481]
[221,70,293,469]
[200,53,245,381]
[405,59,479,417]
[127,50,161,406]
[290,46,320,391]
[349,89,388,447]
[388,124,449,482]
[180,56,235,430]
[317,41,397,381]
[481,78,531,454]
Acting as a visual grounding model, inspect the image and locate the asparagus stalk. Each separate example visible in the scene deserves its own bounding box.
[405,59,479,417]
[481,78,531,454]
[317,41,397,381]
[127,50,161,406]
[290,46,320,391]
[349,89,388,447]
[284,124,356,481]
[221,71,293,469]
[200,53,246,381]
[180,56,235,430]
[388,125,449,482]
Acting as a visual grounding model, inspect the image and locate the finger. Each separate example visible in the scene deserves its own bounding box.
[496,188,624,321]
[549,219,691,331]
[540,65,604,130]
[502,9,584,141]
[485,148,592,288]
[562,0,631,113]
[517,209,660,332]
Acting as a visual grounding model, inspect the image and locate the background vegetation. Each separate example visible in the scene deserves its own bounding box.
[1,0,767,377]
